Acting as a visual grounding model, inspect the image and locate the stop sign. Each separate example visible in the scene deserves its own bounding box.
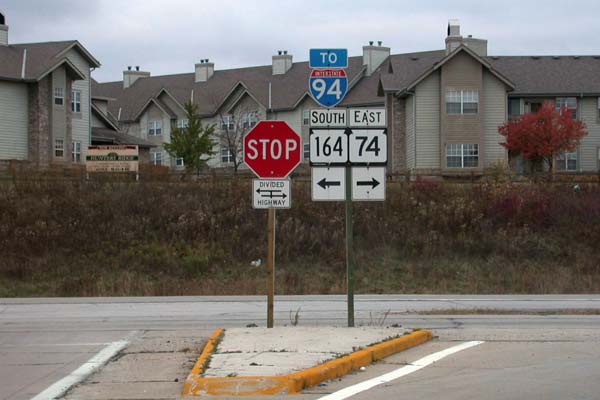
[244,120,302,179]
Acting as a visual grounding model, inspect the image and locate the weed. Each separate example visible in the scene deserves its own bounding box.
[289,307,301,326]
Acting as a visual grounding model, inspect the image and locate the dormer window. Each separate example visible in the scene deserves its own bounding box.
[148,120,162,136]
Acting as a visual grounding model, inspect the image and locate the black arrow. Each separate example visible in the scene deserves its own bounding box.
[256,188,287,199]
[356,178,380,189]
[318,178,341,190]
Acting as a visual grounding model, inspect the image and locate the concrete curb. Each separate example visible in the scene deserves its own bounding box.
[182,329,433,396]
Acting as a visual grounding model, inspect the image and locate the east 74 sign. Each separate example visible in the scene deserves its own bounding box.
[309,69,348,108]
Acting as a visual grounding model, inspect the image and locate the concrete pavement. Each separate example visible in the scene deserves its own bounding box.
[1,295,599,400]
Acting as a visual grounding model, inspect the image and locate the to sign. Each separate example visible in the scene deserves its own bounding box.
[244,120,301,179]
[349,129,387,164]
[309,49,348,69]
[309,69,348,108]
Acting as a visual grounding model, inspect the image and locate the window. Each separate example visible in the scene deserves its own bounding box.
[177,119,189,129]
[302,110,310,125]
[556,151,577,171]
[242,112,258,129]
[71,90,81,113]
[54,139,64,158]
[148,120,162,136]
[220,116,234,130]
[221,147,233,163]
[446,90,479,115]
[508,98,522,117]
[556,97,577,119]
[151,151,162,166]
[71,141,81,163]
[54,87,64,106]
[446,143,479,168]
[303,143,310,160]
[175,157,184,167]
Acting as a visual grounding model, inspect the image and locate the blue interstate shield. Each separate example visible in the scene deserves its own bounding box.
[309,69,348,108]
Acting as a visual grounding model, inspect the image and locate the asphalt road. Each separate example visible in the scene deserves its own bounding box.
[1,295,599,400]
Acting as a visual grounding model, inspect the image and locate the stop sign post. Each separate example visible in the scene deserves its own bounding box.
[243,120,302,328]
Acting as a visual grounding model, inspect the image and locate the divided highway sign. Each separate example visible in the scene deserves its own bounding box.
[253,179,291,209]
[312,167,345,201]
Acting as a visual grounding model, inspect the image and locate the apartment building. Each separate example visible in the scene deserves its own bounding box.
[0,11,101,167]
[92,20,600,174]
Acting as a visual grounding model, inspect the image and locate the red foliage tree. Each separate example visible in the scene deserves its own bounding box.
[499,101,588,173]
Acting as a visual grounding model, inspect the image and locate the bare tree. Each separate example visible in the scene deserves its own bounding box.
[215,106,261,174]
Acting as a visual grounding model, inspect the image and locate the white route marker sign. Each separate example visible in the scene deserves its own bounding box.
[349,108,386,127]
[348,129,387,164]
[309,129,348,164]
[253,179,291,209]
[312,167,345,201]
[351,167,385,201]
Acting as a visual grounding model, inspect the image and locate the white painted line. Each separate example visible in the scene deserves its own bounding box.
[317,341,484,400]
[29,336,133,400]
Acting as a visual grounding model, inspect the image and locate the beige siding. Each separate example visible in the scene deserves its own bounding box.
[482,70,508,166]
[405,95,415,169]
[140,103,172,167]
[0,81,28,160]
[579,97,600,172]
[66,48,91,158]
[415,72,440,169]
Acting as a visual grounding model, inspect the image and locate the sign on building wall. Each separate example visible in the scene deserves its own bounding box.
[86,145,139,173]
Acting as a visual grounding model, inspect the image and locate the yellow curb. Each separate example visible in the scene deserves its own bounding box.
[182,329,433,396]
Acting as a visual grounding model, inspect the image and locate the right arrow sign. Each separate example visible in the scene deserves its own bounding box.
[352,167,386,201]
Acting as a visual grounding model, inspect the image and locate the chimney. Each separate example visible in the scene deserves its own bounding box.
[363,41,390,76]
[445,19,488,56]
[0,11,8,46]
[123,66,150,89]
[445,19,462,54]
[195,59,214,82]
[272,50,293,75]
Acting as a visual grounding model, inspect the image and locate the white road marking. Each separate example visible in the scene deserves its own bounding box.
[29,332,137,400]
[317,341,484,400]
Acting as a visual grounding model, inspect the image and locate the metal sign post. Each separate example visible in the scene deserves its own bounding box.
[267,208,276,328]
[345,166,355,327]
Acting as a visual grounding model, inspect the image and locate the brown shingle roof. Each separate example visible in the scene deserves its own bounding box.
[0,40,100,81]
[486,55,600,95]
[93,56,371,121]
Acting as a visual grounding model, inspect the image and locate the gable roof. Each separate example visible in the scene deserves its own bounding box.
[0,40,99,82]
[93,56,374,122]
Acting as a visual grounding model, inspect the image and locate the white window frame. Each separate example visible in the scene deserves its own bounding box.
[303,143,310,161]
[71,90,81,113]
[242,112,258,129]
[220,116,234,131]
[54,139,64,158]
[148,120,163,136]
[151,151,162,166]
[177,119,189,129]
[446,90,479,115]
[556,97,577,119]
[71,141,81,163]
[302,110,310,125]
[556,151,577,172]
[446,143,479,168]
[175,157,185,167]
[220,147,234,164]
[54,87,64,106]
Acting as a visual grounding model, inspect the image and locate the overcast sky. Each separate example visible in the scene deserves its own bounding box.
[2,0,600,82]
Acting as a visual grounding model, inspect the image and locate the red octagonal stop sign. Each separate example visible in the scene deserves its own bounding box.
[244,120,302,179]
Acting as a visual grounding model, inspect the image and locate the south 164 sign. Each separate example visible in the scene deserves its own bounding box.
[309,69,348,108]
